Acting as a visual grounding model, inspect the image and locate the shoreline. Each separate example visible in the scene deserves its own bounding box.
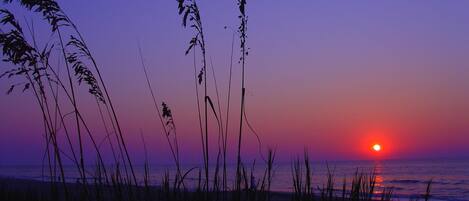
[0,176,434,201]
[0,176,294,201]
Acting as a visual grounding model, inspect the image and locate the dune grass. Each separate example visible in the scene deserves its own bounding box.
[0,0,434,201]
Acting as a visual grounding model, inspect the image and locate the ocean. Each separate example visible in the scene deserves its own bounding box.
[1,158,468,200]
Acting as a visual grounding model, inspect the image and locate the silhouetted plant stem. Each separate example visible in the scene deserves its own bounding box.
[102,97,130,182]
[198,10,210,194]
[25,20,83,182]
[236,1,248,199]
[209,58,225,193]
[223,30,236,195]
[38,10,137,185]
[0,10,69,198]
[424,179,432,201]
[2,2,115,193]
[46,64,110,182]
[78,31,137,186]
[267,149,276,201]
[96,98,119,165]
[57,29,88,192]
[177,0,210,192]
[140,130,150,192]
[138,45,183,187]
[193,47,206,186]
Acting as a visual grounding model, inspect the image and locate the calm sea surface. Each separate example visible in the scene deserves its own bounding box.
[1,159,468,200]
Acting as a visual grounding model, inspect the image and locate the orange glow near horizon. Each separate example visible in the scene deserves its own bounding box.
[357,128,394,159]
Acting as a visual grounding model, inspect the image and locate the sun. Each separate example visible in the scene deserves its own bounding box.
[372,144,381,152]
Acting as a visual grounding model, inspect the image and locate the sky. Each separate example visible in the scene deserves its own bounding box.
[1,0,469,165]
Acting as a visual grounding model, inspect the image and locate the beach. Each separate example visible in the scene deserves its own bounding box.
[1,159,468,200]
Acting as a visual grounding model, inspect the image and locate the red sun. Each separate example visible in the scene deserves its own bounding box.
[372,144,381,152]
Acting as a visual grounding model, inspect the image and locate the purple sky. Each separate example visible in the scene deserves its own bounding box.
[1,1,469,165]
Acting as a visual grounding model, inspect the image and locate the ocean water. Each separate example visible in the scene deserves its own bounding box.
[1,159,468,200]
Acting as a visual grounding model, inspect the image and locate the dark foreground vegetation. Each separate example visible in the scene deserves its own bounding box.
[0,172,433,201]
[0,0,433,200]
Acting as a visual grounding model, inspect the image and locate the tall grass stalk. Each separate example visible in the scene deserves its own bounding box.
[424,179,432,201]
[0,8,70,198]
[235,1,248,198]
[223,30,236,195]
[177,0,210,192]
[138,45,183,188]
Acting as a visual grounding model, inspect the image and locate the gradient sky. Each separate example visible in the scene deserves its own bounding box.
[1,0,469,165]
